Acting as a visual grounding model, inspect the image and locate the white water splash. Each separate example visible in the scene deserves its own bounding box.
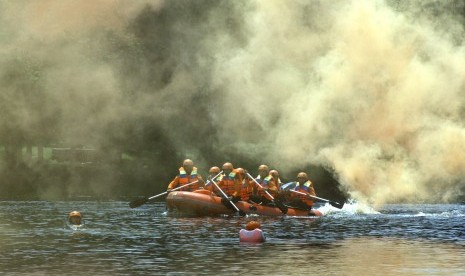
[317,199,380,216]
[414,210,465,218]
[441,210,465,217]
[67,223,85,231]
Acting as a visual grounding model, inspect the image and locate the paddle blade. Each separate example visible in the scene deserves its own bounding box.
[238,210,247,217]
[129,197,148,208]
[329,201,344,209]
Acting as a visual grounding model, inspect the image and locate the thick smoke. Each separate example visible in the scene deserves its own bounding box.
[0,0,464,204]
[212,0,465,205]
[199,0,465,204]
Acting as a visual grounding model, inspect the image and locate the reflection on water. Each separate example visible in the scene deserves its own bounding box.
[0,201,463,275]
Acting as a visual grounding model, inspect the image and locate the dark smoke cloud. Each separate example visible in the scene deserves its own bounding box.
[0,0,464,204]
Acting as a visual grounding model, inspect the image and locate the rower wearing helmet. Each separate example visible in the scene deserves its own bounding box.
[237,168,254,203]
[269,169,283,190]
[249,164,278,205]
[167,159,205,193]
[205,166,221,192]
[288,172,316,211]
[214,162,242,203]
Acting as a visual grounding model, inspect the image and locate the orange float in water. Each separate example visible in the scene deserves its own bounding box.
[240,221,266,243]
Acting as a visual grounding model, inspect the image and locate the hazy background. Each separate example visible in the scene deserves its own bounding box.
[0,0,464,205]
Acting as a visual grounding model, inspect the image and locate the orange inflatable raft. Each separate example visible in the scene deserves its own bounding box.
[166,190,323,217]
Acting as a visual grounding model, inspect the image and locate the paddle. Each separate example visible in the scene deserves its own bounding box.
[290,190,344,209]
[203,171,224,191]
[129,180,200,208]
[210,177,246,217]
[246,172,288,214]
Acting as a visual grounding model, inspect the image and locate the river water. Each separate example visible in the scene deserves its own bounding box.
[0,200,463,275]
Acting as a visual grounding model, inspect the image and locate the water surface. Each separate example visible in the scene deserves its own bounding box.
[0,201,463,275]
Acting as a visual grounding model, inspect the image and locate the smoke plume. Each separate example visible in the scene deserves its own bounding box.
[1,0,464,204]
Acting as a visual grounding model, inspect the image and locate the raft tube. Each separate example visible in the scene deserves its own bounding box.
[166,190,323,217]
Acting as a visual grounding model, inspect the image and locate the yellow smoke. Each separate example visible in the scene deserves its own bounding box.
[210,0,465,204]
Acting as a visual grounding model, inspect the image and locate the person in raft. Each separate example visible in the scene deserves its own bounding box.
[214,162,242,206]
[237,168,255,203]
[249,164,279,205]
[269,169,283,190]
[239,221,265,243]
[287,172,316,212]
[204,166,221,192]
[167,159,205,193]
[68,211,82,226]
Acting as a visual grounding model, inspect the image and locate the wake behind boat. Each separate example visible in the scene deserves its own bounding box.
[166,190,323,217]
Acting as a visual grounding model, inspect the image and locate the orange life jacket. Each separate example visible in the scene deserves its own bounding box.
[240,179,254,201]
[216,171,240,197]
[173,167,201,191]
[255,175,277,199]
[292,181,315,206]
